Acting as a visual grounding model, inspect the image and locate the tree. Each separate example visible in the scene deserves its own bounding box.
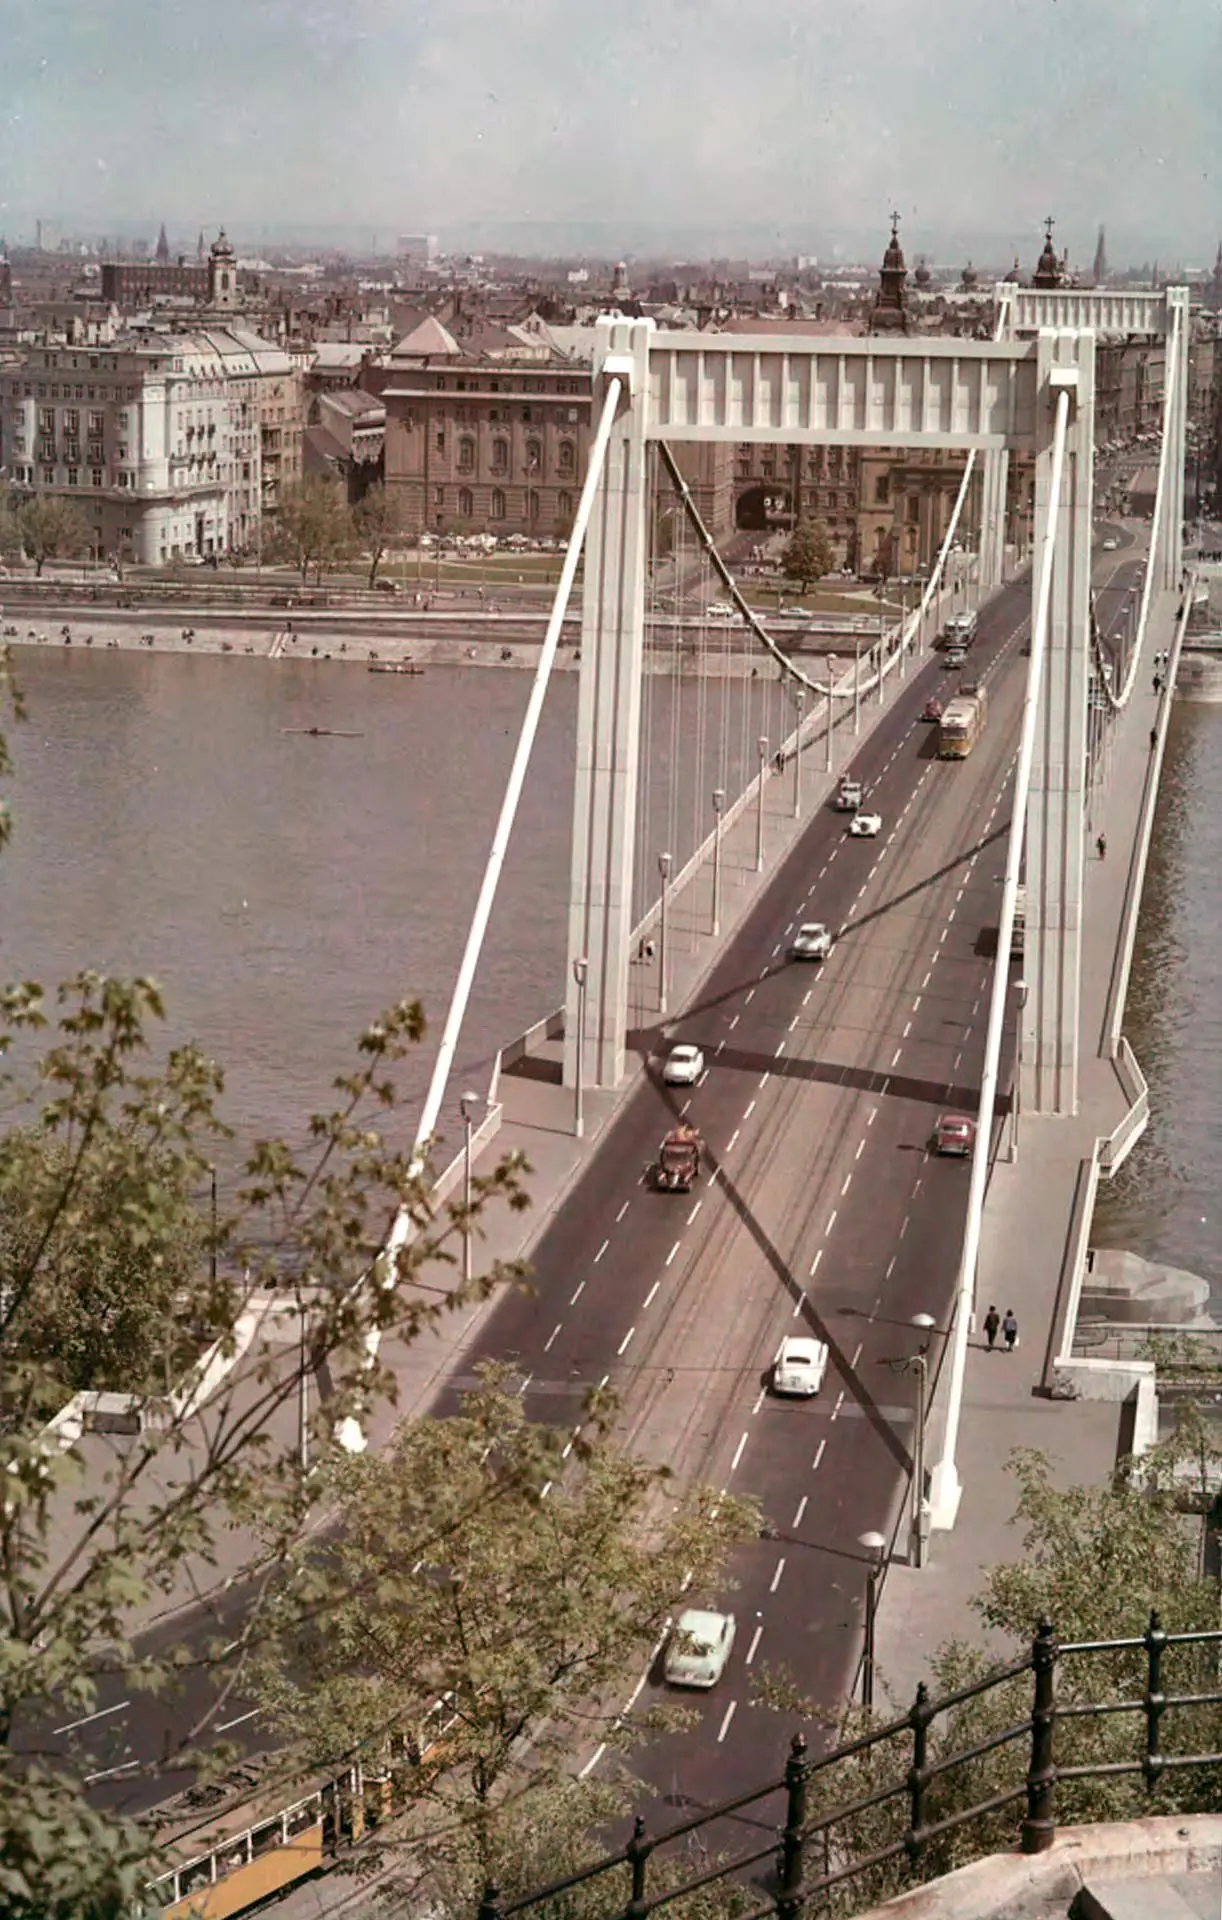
[271,475,354,583]
[254,1372,760,1903]
[0,480,22,559]
[352,483,403,588]
[0,1125,210,1412]
[16,497,91,577]
[759,1436,1222,1915]
[781,517,834,592]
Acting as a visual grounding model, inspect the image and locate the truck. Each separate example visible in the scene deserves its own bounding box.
[938,685,987,759]
[835,777,863,811]
[652,1124,702,1193]
[1011,883,1026,958]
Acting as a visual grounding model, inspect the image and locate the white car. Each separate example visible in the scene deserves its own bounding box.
[791,922,833,961]
[662,1043,705,1086]
[706,602,736,620]
[835,779,863,812]
[848,811,883,838]
[663,1608,737,1688]
[1102,538,1119,551]
[773,1334,830,1397]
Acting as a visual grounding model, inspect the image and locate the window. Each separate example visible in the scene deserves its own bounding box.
[92,469,104,487]
[458,436,475,474]
[874,475,889,505]
[557,439,575,475]
[490,488,506,520]
[522,406,533,422]
[64,408,79,435]
[38,406,54,433]
[525,438,541,473]
[88,410,105,437]
[557,490,573,522]
[491,438,509,475]
[42,466,55,485]
[433,485,444,505]
[906,495,920,524]
[527,489,539,521]
[458,487,473,518]
[435,430,445,451]
[67,467,78,486]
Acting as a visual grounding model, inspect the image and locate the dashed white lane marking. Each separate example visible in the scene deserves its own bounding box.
[831,1390,846,1420]
[903,1020,912,1038]
[855,1138,866,1160]
[54,1701,130,1736]
[826,1207,838,1233]
[616,1201,630,1223]
[793,1494,808,1528]
[728,1013,740,1030]
[745,988,755,1003]
[841,1172,853,1196]
[789,1014,800,1032]
[680,1098,691,1117]
[545,1324,562,1352]
[921,971,931,990]
[666,1240,681,1267]
[746,1625,764,1666]
[726,1128,740,1152]
[792,1289,806,1317]
[594,1238,609,1264]
[617,1326,636,1355]
[716,1039,725,1054]
[772,944,782,958]
[731,1431,749,1472]
[774,1040,785,1057]
[868,1105,879,1125]
[885,1253,897,1279]
[697,1069,709,1086]
[770,1557,786,1593]
[912,996,922,1012]
[891,1046,903,1067]
[851,1341,864,1368]
[813,1438,827,1470]
[760,965,770,980]
[802,989,813,1006]
[744,1099,756,1119]
[717,1701,738,1742]
[753,1387,766,1414]
[809,1248,823,1277]
[687,1199,703,1224]
[899,1216,910,1239]
[644,1281,661,1309]
[216,1708,260,1734]
[758,1073,769,1089]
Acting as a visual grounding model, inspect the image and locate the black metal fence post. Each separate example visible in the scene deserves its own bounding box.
[776,1733,808,1920]
[1021,1619,1058,1853]
[904,1682,932,1862]
[623,1814,650,1920]
[1142,1609,1167,1793]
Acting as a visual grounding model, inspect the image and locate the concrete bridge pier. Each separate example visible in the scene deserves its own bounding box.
[979,447,1009,588]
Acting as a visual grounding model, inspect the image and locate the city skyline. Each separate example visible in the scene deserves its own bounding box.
[3,0,1218,264]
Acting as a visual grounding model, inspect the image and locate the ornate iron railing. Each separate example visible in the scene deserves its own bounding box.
[478,1614,1222,1920]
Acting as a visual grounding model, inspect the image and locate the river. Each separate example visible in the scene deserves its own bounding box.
[0,645,798,1201]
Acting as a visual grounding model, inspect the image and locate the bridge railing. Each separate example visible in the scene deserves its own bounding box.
[477,1617,1222,1920]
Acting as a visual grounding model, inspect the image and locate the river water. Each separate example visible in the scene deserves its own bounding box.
[0,646,798,1200]
[1092,698,1222,1304]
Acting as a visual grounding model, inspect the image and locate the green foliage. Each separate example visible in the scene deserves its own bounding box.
[14,496,91,576]
[255,1371,760,1894]
[0,1773,159,1920]
[353,484,403,587]
[781,517,834,591]
[272,475,355,582]
[0,482,22,559]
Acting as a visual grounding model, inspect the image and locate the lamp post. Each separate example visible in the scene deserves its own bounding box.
[1011,977,1028,1163]
[824,655,838,773]
[298,1293,310,1476]
[853,636,862,734]
[460,1089,480,1285]
[755,736,768,871]
[910,1313,935,1570]
[711,789,726,935]
[209,1165,218,1290]
[859,1531,887,1712]
[790,693,804,818]
[572,957,588,1139]
[657,852,672,1013]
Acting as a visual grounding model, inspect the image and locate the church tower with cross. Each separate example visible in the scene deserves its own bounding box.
[869,212,910,333]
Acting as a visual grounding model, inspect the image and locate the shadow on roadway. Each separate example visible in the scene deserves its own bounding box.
[631,1041,997,1123]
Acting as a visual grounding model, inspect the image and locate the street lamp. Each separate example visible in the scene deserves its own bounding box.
[910,1313,935,1570]
[1011,977,1029,1163]
[657,852,672,1013]
[209,1164,218,1290]
[859,1531,887,1712]
[571,957,589,1139]
[755,736,768,872]
[460,1089,480,1285]
[853,636,862,734]
[825,655,838,773]
[790,692,805,818]
[710,789,726,936]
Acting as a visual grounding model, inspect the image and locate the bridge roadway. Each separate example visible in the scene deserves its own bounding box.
[35,539,1147,1830]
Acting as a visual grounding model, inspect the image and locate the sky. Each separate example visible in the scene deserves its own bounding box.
[2,0,1219,264]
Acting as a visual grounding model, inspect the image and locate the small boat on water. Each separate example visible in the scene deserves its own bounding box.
[368,662,425,676]
[281,728,365,738]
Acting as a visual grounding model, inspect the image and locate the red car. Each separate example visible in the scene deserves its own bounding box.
[922,696,944,722]
[933,1113,976,1156]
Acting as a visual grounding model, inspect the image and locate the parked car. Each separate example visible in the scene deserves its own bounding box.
[662,1043,705,1086]
[932,1113,977,1156]
[663,1609,737,1688]
[773,1335,829,1397]
[791,922,833,961]
[848,811,883,838]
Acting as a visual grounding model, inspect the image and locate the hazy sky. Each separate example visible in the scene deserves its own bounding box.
[3,0,1218,261]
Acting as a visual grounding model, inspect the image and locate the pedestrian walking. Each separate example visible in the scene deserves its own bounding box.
[1153,673,1162,695]
[1096,832,1107,861]
[1150,728,1158,751]
[1002,1309,1019,1352]
[983,1305,1000,1351]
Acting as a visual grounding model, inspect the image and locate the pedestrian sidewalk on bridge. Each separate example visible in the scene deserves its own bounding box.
[873,574,1180,1705]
